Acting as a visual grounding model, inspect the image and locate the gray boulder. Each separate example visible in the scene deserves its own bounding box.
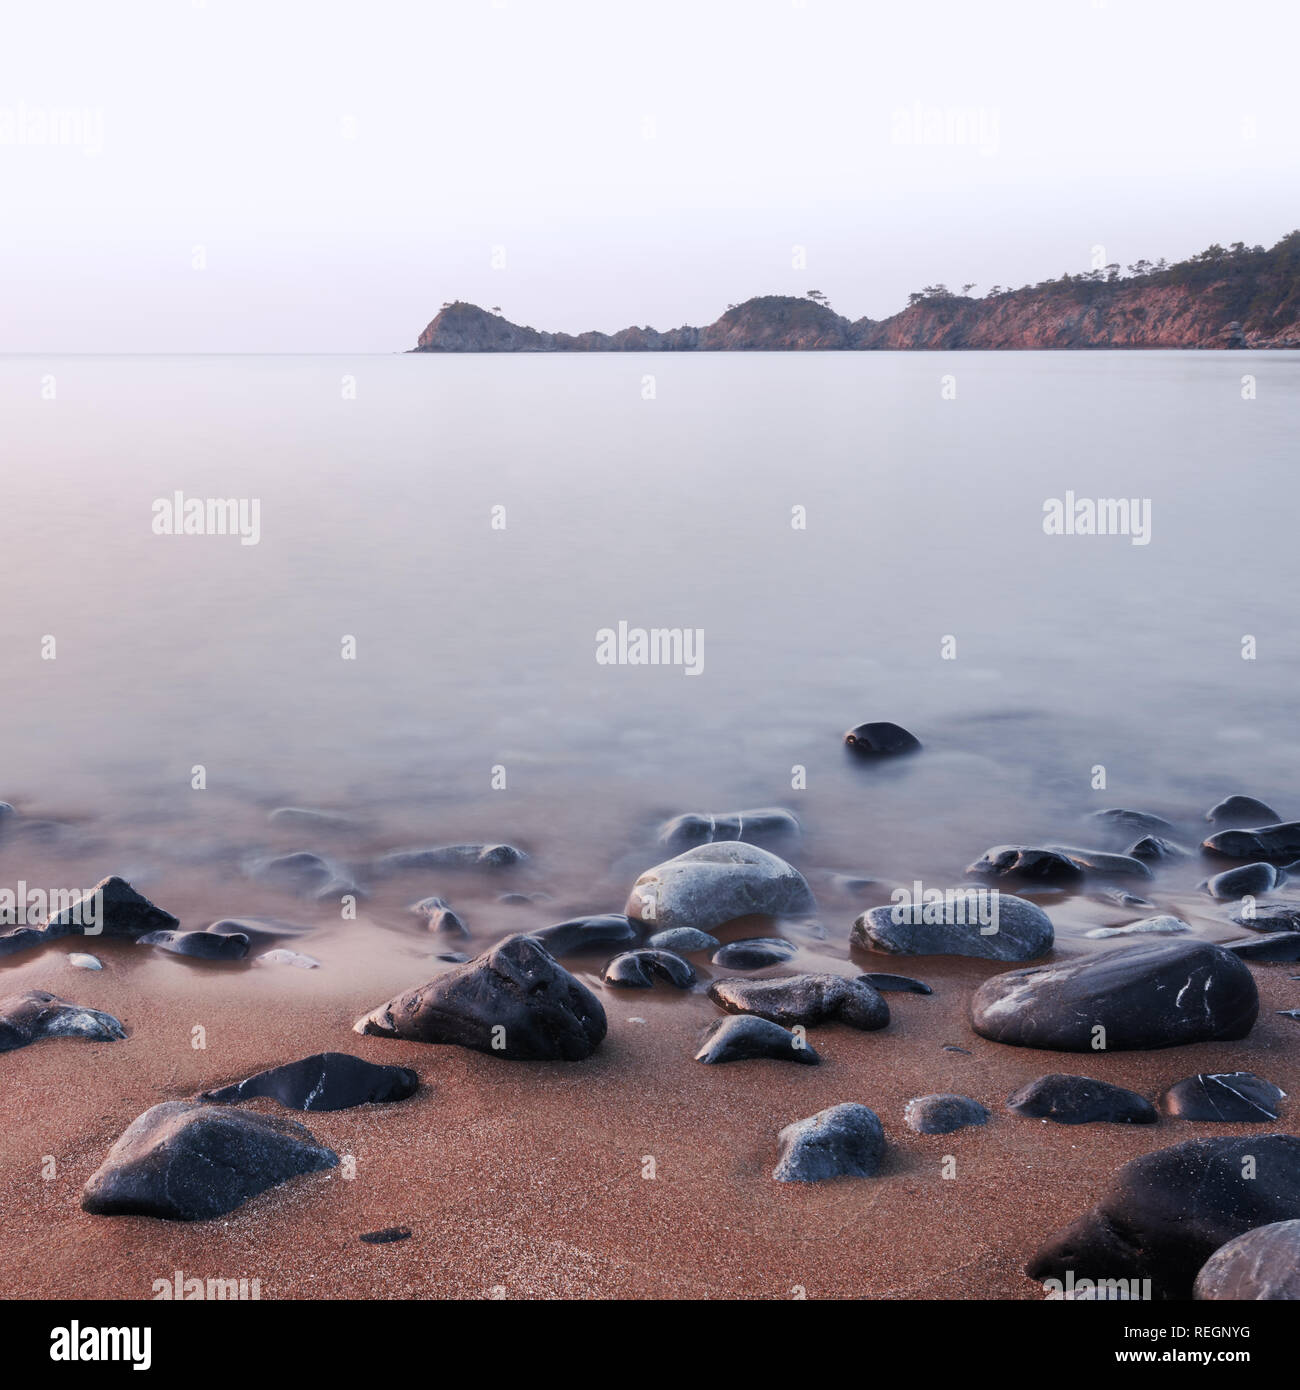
[625,842,814,934]
[708,973,888,1030]
[852,890,1052,961]
[1195,1220,1300,1299]
[773,1103,884,1181]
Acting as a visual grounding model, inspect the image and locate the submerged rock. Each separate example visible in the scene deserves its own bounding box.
[0,990,126,1052]
[1202,862,1284,900]
[711,936,798,969]
[1204,822,1300,861]
[1007,1073,1157,1125]
[44,875,178,939]
[253,948,320,969]
[1206,795,1281,828]
[658,807,799,851]
[965,846,1083,887]
[376,844,526,872]
[773,1103,884,1181]
[408,896,468,936]
[1195,1220,1300,1300]
[529,914,638,956]
[970,939,1258,1051]
[1084,915,1191,939]
[708,973,888,1030]
[137,929,250,960]
[1128,835,1190,864]
[268,806,354,831]
[852,891,1052,961]
[0,925,53,958]
[1222,932,1300,962]
[200,1052,418,1111]
[1026,1134,1300,1299]
[1160,1072,1285,1122]
[206,916,311,946]
[81,1101,337,1221]
[1232,903,1300,932]
[626,842,815,934]
[602,949,695,989]
[354,934,606,1061]
[903,1093,989,1134]
[857,971,932,994]
[645,927,719,953]
[1090,808,1175,836]
[1049,846,1153,879]
[842,722,921,756]
[695,1014,820,1065]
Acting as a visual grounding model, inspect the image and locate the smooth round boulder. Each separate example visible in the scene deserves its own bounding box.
[137,929,250,960]
[1007,1073,1157,1125]
[626,842,815,934]
[843,722,921,756]
[1160,1071,1285,1122]
[0,990,126,1053]
[1195,1220,1300,1300]
[1202,862,1284,900]
[711,936,798,969]
[529,914,638,957]
[1090,808,1175,836]
[1128,835,1189,864]
[1204,822,1300,861]
[646,927,718,953]
[965,846,1083,887]
[658,807,798,851]
[1206,795,1281,828]
[903,1093,989,1135]
[602,949,695,989]
[852,890,1052,961]
[708,973,888,1030]
[1048,846,1153,880]
[857,972,932,994]
[773,1103,884,1181]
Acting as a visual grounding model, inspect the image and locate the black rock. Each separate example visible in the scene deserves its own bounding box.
[1099,889,1156,908]
[1230,903,1300,932]
[708,973,889,1030]
[1206,795,1281,828]
[200,1052,419,1111]
[695,1014,820,1065]
[773,1103,884,1181]
[965,845,1083,886]
[1204,822,1300,861]
[44,875,179,939]
[0,990,126,1053]
[248,851,338,893]
[1222,932,1300,962]
[1128,835,1189,864]
[137,929,250,960]
[857,972,932,995]
[436,951,469,963]
[1090,808,1176,836]
[354,934,606,1061]
[529,914,638,957]
[206,916,311,946]
[1006,1073,1157,1125]
[903,1093,989,1134]
[1202,862,1284,900]
[645,927,719,953]
[710,937,797,969]
[1027,1134,1300,1299]
[1049,846,1153,879]
[81,1101,338,1221]
[1160,1072,1285,1122]
[843,721,921,756]
[360,1226,412,1245]
[409,896,468,936]
[970,939,1258,1051]
[1195,1220,1300,1300]
[658,807,799,851]
[376,844,526,872]
[0,925,55,958]
[602,949,695,989]
[852,890,1052,961]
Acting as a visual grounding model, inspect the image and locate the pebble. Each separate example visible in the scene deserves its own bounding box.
[137,929,250,960]
[853,890,1052,961]
[694,1014,820,1065]
[842,722,921,756]
[1201,862,1284,900]
[708,973,888,1030]
[1206,795,1281,828]
[658,807,799,851]
[1006,1073,1157,1125]
[645,927,718,953]
[1160,1071,1285,1122]
[903,1094,989,1134]
[67,953,103,970]
[603,949,695,989]
[711,937,798,969]
[408,896,468,936]
[626,842,815,934]
[1084,915,1191,939]
[0,990,126,1052]
[253,948,321,969]
[773,1103,884,1181]
[200,1052,419,1111]
[857,972,932,994]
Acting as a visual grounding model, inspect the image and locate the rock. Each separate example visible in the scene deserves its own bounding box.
[81,1101,337,1221]
[1128,835,1189,864]
[67,952,103,970]
[1206,795,1281,828]
[645,927,719,953]
[1007,1073,1157,1125]
[1160,1072,1285,1122]
[711,937,798,969]
[1280,1008,1300,1021]
[498,892,549,905]
[772,1103,884,1181]
[253,949,320,969]
[1222,932,1300,962]
[903,1094,989,1134]
[1049,846,1153,879]
[970,939,1258,1051]
[268,807,354,831]
[1100,888,1155,908]
[1090,808,1176,835]
[626,842,815,934]
[0,926,53,958]
[529,914,638,957]
[965,846,1083,887]
[602,950,695,989]
[354,934,606,1061]
[408,896,468,936]
[206,917,311,946]
[44,875,178,939]
[1204,822,1300,861]
[436,952,469,963]
[0,990,126,1052]
[852,891,1052,961]
[200,1052,418,1111]
[137,929,250,960]
[1232,903,1300,932]
[708,973,889,1030]
[694,1014,820,1065]
[1026,1134,1300,1299]
[857,972,932,994]
[658,807,799,851]
[829,873,882,896]
[1084,915,1191,939]
[376,844,527,872]
[360,1226,412,1245]
[247,851,338,893]
[0,801,15,823]
[1202,862,1284,900]
[843,722,921,756]
[943,1045,971,1054]
[1195,1220,1300,1300]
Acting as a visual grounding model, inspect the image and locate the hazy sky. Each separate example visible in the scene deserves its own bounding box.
[3,0,1297,352]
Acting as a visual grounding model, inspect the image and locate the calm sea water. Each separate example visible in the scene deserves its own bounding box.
[3,350,1299,956]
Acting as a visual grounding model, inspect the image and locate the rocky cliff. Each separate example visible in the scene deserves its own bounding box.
[414,232,1300,352]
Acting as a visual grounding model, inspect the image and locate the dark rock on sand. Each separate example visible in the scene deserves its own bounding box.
[1195,1220,1300,1300]
[1204,821,1300,861]
[0,925,55,958]
[970,939,1258,1051]
[0,990,126,1052]
[1128,835,1190,864]
[1222,932,1300,962]
[772,1103,884,1181]
[409,896,468,936]
[903,1093,989,1134]
[435,951,469,962]
[966,846,1083,887]
[646,927,719,953]
[200,1052,418,1111]
[137,929,250,960]
[360,1226,412,1245]
[377,844,527,872]
[1206,795,1281,828]
[1007,1074,1157,1125]
[658,807,799,851]
[1090,808,1176,836]
[45,875,179,939]
[1027,1133,1300,1299]
[858,972,932,994]
[843,721,921,756]
[1160,1072,1285,1122]
[1049,846,1153,879]
[1202,862,1284,900]
[711,937,798,969]
[206,916,311,946]
[1232,903,1300,932]
[695,1014,820,1065]
[354,934,606,1061]
[708,973,889,1030]
[529,914,638,957]
[626,842,815,934]
[81,1101,337,1221]
[603,949,695,989]
[852,890,1052,961]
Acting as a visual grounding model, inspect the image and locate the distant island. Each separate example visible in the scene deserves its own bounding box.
[414,232,1300,352]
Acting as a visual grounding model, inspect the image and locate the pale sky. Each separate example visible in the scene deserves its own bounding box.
[2,0,1297,352]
